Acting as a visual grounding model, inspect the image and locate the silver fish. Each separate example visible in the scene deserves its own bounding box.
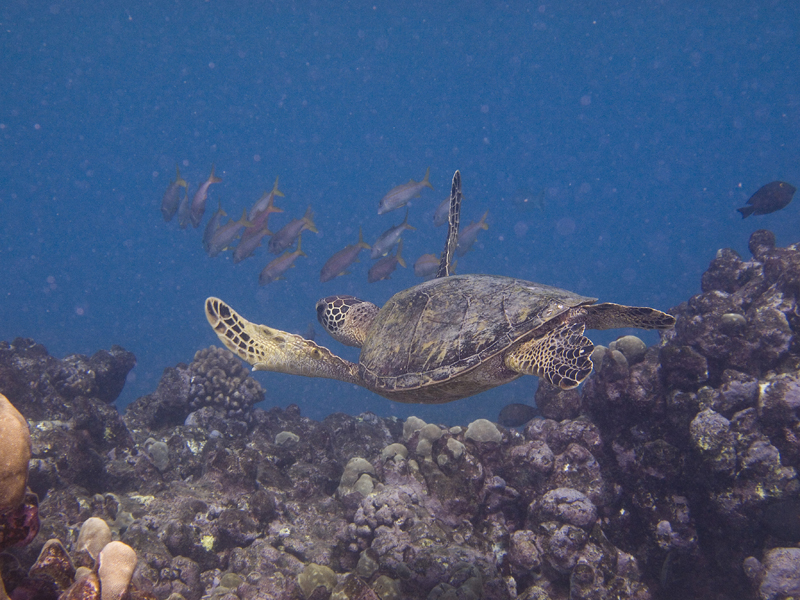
[368,239,406,283]
[268,206,317,254]
[320,228,371,283]
[248,176,284,221]
[259,235,307,285]
[378,167,433,214]
[177,190,192,229]
[190,165,222,228]
[370,209,415,259]
[433,196,450,227]
[203,203,227,252]
[456,210,488,256]
[242,189,281,242]
[233,227,271,264]
[206,209,251,257]
[161,166,188,222]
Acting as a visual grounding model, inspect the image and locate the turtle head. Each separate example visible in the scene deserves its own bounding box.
[316,295,379,348]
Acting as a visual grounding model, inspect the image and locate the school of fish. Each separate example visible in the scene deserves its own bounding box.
[159,164,491,286]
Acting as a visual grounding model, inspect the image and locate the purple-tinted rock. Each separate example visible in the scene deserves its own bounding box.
[659,345,709,391]
[542,524,587,574]
[507,529,541,577]
[746,548,800,600]
[701,248,750,294]
[689,409,736,476]
[534,381,582,421]
[535,488,597,529]
[749,229,776,259]
[758,374,800,426]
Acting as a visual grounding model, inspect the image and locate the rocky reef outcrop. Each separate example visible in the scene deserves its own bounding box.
[1,230,799,600]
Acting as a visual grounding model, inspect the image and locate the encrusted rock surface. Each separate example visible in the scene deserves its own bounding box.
[1,230,799,600]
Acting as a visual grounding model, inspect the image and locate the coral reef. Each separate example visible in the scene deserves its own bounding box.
[1,230,800,600]
[124,346,264,433]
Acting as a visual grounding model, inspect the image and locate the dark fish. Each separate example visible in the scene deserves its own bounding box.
[413,253,440,279]
[378,167,433,214]
[203,203,227,252]
[497,403,540,427]
[456,210,489,256]
[259,235,307,285]
[761,496,800,542]
[233,227,271,263]
[737,181,796,218]
[269,206,317,254]
[368,239,406,283]
[370,209,415,259]
[206,209,251,258]
[161,166,188,221]
[320,228,371,282]
[190,165,222,228]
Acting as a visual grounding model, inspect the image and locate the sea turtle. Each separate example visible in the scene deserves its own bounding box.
[205,171,675,404]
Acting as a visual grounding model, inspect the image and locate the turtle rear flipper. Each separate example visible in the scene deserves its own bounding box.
[578,303,676,331]
[505,322,594,389]
[205,297,361,385]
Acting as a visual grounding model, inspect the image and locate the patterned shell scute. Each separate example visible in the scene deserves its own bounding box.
[360,274,595,391]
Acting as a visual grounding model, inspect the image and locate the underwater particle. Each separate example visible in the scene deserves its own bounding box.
[465,418,502,443]
[275,431,300,445]
[297,563,337,599]
[737,181,796,218]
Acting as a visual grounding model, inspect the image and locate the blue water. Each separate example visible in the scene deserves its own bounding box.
[2,3,798,424]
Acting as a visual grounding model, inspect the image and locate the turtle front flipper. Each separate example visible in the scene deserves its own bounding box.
[577,303,676,331]
[505,322,594,390]
[205,297,361,385]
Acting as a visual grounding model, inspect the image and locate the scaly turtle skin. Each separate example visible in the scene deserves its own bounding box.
[205,171,675,404]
